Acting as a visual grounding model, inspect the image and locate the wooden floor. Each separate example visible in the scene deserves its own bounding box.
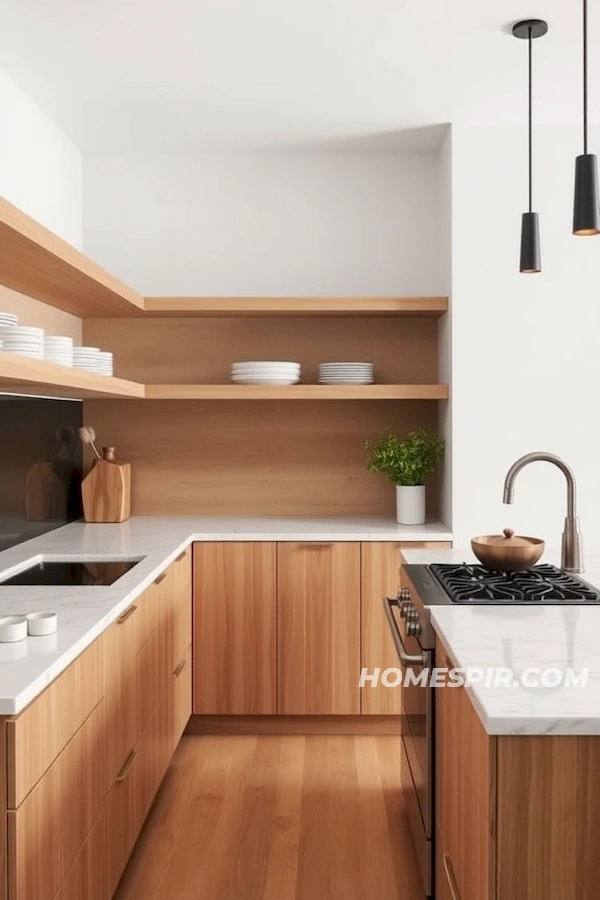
[113,735,423,900]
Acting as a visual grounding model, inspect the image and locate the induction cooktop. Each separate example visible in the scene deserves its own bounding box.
[0,559,143,586]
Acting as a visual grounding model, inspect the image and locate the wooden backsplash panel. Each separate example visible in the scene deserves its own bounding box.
[83,316,439,384]
[83,400,441,517]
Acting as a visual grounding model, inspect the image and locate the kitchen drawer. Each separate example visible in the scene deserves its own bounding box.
[169,549,192,674]
[8,701,109,900]
[170,646,192,748]
[6,638,103,808]
[51,809,106,900]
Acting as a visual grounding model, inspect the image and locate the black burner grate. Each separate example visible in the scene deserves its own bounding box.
[430,563,599,604]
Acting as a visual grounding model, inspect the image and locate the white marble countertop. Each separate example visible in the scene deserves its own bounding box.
[0,515,451,715]
[402,547,600,736]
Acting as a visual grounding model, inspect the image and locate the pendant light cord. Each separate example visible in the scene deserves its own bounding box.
[584,0,589,154]
[528,25,533,212]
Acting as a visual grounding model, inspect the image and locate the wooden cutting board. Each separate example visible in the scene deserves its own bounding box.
[81,448,131,523]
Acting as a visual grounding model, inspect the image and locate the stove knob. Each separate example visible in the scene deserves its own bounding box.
[400,600,414,617]
[399,588,411,601]
[405,609,419,623]
[407,619,422,637]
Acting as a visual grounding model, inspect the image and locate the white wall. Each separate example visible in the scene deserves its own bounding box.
[450,124,600,551]
[83,152,442,296]
[0,66,82,247]
[437,130,453,529]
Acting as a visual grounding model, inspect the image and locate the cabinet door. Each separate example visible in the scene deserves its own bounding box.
[278,542,361,714]
[360,542,401,715]
[193,542,277,714]
[435,643,496,900]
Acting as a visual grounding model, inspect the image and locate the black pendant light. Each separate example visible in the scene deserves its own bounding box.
[513,19,548,273]
[573,0,600,235]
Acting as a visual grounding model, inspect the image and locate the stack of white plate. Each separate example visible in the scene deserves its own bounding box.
[44,335,74,367]
[231,361,301,385]
[73,346,101,373]
[0,325,44,359]
[97,351,114,376]
[0,312,18,328]
[319,362,374,384]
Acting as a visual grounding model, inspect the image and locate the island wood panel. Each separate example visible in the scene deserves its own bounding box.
[0,196,144,317]
[497,736,600,900]
[192,542,277,714]
[362,542,451,716]
[143,295,449,316]
[83,399,440,517]
[0,285,82,342]
[436,642,497,900]
[82,316,439,385]
[277,542,361,715]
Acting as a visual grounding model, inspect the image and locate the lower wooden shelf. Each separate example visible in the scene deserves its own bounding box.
[0,351,145,399]
[144,384,449,400]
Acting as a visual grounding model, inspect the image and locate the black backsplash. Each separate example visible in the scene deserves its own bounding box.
[0,396,83,551]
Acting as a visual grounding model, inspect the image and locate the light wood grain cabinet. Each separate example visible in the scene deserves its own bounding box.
[192,542,277,714]
[361,542,402,715]
[0,550,192,900]
[278,542,361,714]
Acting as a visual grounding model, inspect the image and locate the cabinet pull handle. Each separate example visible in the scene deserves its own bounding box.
[116,748,137,782]
[443,853,462,900]
[173,657,187,678]
[154,572,168,585]
[175,550,187,562]
[300,542,334,548]
[117,604,138,625]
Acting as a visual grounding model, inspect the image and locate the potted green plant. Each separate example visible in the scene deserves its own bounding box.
[365,429,445,525]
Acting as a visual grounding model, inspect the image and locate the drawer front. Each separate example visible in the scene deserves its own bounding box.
[171,646,192,747]
[8,702,108,900]
[7,639,103,808]
[51,809,105,900]
[170,550,192,673]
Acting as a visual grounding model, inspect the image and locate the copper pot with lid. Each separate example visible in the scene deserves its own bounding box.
[471,528,545,572]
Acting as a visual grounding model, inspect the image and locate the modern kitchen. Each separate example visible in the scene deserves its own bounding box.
[0,2,599,899]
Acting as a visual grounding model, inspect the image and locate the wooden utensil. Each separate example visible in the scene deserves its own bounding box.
[471,528,545,572]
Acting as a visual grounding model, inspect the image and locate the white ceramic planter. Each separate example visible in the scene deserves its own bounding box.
[396,485,426,525]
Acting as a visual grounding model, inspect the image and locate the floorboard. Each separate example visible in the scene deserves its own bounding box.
[113,735,422,900]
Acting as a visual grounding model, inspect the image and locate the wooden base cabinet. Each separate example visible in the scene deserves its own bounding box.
[193,542,277,714]
[0,549,192,900]
[435,640,600,900]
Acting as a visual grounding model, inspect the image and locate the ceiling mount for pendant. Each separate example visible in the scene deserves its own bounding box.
[512,18,548,274]
[512,19,548,41]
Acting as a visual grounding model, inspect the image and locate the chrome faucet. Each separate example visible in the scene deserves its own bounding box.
[502,452,584,573]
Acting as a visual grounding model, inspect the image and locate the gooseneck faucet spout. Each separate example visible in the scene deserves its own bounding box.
[502,452,583,573]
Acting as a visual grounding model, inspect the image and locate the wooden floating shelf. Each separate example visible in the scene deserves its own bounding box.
[144,384,449,401]
[143,296,449,317]
[0,196,145,318]
[0,351,145,400]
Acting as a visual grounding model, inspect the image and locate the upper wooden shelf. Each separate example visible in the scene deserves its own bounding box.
[0,197,145,318]
[143,296,448,317]
[0,352,145,400]
[144,384,449,400]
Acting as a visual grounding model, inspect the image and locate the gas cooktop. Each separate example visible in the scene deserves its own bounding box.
[404,563,600,605]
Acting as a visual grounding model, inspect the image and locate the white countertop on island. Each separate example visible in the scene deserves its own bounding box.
[0,515,451,715]
[402,547,600,736]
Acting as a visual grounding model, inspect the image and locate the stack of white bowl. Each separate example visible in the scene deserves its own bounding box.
[44,335,74,367]
[97,351,114,376]
[0,325,44,359]
[73,345,101,373]
[319,362,374,384]
[231,361,301,385]
[0,312,18,328]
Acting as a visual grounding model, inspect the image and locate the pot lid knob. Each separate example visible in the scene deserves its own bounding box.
[503,528,515,539]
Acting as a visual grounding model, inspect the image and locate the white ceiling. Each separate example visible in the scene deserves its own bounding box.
[0,0,595,153]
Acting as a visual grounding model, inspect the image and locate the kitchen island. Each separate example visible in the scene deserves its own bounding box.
[402,547,600,900]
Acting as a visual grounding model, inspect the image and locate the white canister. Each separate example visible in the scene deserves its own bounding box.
[396,485,426,526]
